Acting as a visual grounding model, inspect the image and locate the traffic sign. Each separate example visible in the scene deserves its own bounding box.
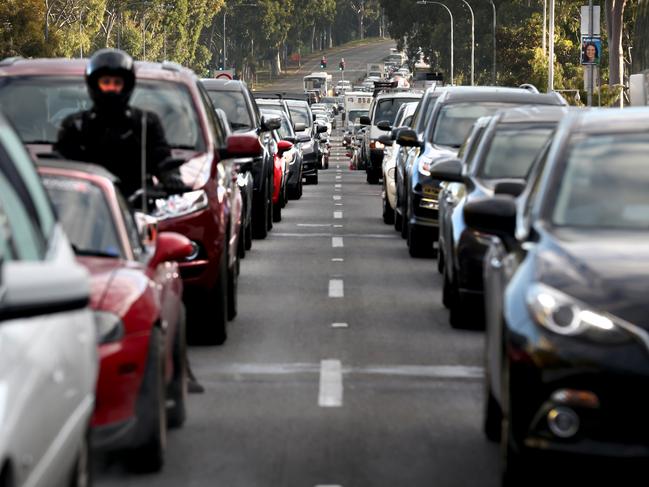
[215,69,234,80]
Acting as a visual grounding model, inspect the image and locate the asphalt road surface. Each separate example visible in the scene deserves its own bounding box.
[95,41,501,487]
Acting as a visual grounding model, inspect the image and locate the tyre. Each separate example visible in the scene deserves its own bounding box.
[442,264,454,310]
[69,427,91,487]
[126,327,166,473]
[227,245,238,321]
[500,366,530,487]
[167,306,187,429]
[192,254,228,345]
[394,208,402,232]
[437,246,444,274]
[273,198,282,222]
[448,280,468,329]
[382,184,394,224]
[296,177,303,199]
[237,223,246,259]
[252,182,268,239]
[407,224,432,258]
[306,173,318,185]
[366,172,379,184]
[324,158,329,169]
[400,197,408,239]
[244,218,252,251]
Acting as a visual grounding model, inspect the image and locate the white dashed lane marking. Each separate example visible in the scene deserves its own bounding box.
[334,211,343,219]
[318,360,343,407]
[332,237,344,248]
[331,322,348,328]
[328,279,344,298]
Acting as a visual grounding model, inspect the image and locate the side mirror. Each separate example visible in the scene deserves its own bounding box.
[312,113,317,121]
[396,128,421,147]
[277,139,294,153]
[391,126,406,141]
[283,136,298,144]
[0,260,89,321]
[149,232,195,269]
[261,115,281,132]
[317,124,328,134]
[464,195,517,240]
[134,211,158,246]
[378,134,393,147]
[226,133,263,158]
[494,180,526,198]
[359,115,371,126]
[430,157,463,183]
[297,134,312,143]
[377,120,392,131]
[294,122,307,132]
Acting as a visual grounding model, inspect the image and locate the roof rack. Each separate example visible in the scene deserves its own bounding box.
[372,80,399,97]
[0,57,23,66]
[161,61,183,72]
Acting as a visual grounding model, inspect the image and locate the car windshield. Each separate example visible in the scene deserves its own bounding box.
[552,132,649,230]
[348,110,368,123]
[374,98,419,125]
[288,105,312,127]
[431,102,517,148]
[41,175,123,258]
[478,126,554,179]
[207,90,253,131]
[0,76,205,151]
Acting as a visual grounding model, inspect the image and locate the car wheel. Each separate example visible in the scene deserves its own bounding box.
[442,263,454,309]
[400,195,409,239]
[69,427,91,487]
[437,246,444,274]
[297,177,303,199]
[394,204,403,232]
[366,172,379,184]
[407,224,431,258]
[238,223,246,260]
[307,173,318,185]
[500,362,530,487]
[382,185,394,224]
[227,242,238,321]
[267,178,273,232]
[244,217,252,251]
[167,305,187,429]
[273,199,282,222]
[252,182,268,239]
[126,327,166,473]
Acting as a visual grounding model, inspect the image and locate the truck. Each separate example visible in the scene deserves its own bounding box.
[367,63,385,79]
[630,71,649,105]
[303,72,333,98]
[343,91,373,131]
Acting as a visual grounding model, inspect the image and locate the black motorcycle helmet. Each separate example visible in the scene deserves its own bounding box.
[85,48,136,110]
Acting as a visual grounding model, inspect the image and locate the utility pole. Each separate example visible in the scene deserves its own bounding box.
[542,0,547,55]
[489,0,496,85]
[587,0,594,106]
[548,0,555,92]
[459,0,475,86]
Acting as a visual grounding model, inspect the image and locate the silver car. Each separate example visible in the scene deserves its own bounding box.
[0,115,97,487]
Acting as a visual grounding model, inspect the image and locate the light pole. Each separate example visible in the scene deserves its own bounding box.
[221,4,258,70]
[458,0,475,86]
[548,0,555,92]
[488,0,496,85]
[417,1,454,86]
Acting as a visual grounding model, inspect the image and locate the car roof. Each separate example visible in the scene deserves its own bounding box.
[568,107,649,134]
[494,105,574,125]
[375,91,423,101]
[437,86,565,105]
[200,78,247,92]
[35,158,119,183]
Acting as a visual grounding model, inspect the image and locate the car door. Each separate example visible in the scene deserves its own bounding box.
[0,122,96,487]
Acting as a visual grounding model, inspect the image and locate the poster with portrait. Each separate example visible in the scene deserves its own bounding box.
[581,36,602,65]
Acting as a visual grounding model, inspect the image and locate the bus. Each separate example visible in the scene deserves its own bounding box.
[303,72,333,97]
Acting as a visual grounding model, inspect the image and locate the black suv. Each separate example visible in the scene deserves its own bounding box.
[202,78,279,239]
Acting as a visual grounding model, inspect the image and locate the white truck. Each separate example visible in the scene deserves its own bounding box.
[630,71,649,105]
[343,91,372,130]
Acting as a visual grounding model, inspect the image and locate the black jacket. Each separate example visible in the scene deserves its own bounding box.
[55,106,172,197]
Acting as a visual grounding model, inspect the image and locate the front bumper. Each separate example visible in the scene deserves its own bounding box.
[506,309,649,460]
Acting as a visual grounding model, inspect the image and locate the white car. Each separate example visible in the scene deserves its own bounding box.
[0,115,97,487]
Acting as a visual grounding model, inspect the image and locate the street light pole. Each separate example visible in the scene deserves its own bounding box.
[548,0,555,92]
[223,11,226,69]
[488,0,496,85]
[417,1,454,86]
[459,0,475,86]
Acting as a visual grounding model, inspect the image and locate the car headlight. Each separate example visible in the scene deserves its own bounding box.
[94,311,124,344]
[526,283,632,343]
[418,156,434,177]
[153,189,209,220]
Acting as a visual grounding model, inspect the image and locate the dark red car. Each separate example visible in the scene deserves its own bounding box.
[0,58,262,344]
[38,160,194,472]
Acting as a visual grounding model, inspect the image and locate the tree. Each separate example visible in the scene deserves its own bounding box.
[605,0,627,85]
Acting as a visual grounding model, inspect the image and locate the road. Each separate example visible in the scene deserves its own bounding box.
[95,40,501,487]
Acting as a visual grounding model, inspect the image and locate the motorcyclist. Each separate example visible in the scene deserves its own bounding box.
[55,48,184,198]
[321,55,327,68]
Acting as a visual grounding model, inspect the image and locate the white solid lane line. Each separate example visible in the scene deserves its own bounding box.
[332,237,344,248]
[333,211,343,219]
[318,360,343,407]
[328,279,344,298]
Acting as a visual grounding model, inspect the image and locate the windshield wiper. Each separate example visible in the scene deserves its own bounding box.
[71,244,119,259]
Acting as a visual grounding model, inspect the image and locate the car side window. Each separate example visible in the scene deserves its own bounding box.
[0,125,55,240]
[0,167,46,260]
[197,83,226,148]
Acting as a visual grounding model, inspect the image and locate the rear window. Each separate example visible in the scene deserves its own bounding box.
[206,90,253,131]
[373,98,419,125]
[288,105,312,127]
[0,76,205,151]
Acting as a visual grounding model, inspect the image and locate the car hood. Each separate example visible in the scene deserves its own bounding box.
[535,229,649,328]
[77,256,149,317]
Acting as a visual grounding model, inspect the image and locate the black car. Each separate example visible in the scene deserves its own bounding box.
[433,106,569,329]
[285,98,323,186]
[465,108,649,484]
[397,87,567,257]
[202,78,280,239]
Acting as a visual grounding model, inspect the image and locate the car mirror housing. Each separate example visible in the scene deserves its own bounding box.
[226,133,263,158]
[261,115,281,132]
[396,128,421,147]
[149,232,195,269]
[377,134,393,147]
[377,120,392,131]
[316,124,328,134]
[463,195,517,240]
[430,157,463,183]
[277,139,294,153]
[297,134,312,143]
[293,122,307,132]
[494,180,526,198]
[359,115,371,126]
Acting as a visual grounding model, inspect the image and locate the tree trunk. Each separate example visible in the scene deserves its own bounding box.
[606,0,627,85]
[632,0,649,72]
[311,24,316,52]
[329,24,333,48]
[358,11,364,39]
[271,49,282,76]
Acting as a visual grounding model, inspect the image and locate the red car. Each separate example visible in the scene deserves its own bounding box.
[0,58,262,344]
[39,160,193,473]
